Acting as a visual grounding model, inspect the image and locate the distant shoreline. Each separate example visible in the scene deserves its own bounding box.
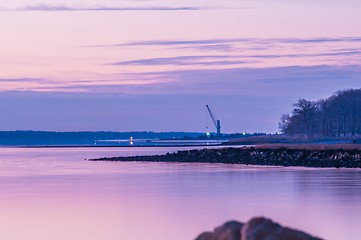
[89,145,361,169]
[0,143,234,148]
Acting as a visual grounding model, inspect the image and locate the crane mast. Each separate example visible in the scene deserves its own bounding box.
[206,105,221,137]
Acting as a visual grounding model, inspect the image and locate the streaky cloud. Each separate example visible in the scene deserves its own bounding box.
[109,50,361,67]
[111,39,241,47]
[239,50,361,59]
[2,65,361,96]
[108,37,361,47]
[16,4,207,12]
[38,65,361,99]
[111,55,249,66]
[126,65,361,96]
[0,78,45,83]
[175,43,235,51]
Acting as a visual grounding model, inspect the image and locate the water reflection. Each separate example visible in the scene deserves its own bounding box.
[0,147,360,240]
[295,170,361,204]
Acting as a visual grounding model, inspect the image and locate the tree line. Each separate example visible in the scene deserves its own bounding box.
[279,89,361,138]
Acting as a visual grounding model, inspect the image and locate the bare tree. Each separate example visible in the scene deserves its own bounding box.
[292,99,318,138]
[279,113,292,135]
[280,89,361,138]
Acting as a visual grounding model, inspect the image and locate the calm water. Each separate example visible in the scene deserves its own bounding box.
[0,147,360,240]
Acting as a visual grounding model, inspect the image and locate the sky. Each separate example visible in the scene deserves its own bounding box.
[1,0,361,133]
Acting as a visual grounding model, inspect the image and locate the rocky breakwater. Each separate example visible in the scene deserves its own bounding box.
[195,217,323,240]
[90,147,361,168]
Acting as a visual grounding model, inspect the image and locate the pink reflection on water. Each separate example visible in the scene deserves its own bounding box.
[0,147,360,240]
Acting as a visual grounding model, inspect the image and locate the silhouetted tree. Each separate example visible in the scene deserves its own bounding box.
[279,88,361,138]
[292,99,318,138]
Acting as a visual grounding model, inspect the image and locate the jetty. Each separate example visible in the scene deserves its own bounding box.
[90,145,361,168]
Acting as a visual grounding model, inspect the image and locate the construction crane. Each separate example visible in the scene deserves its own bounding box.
[206,105,221,137]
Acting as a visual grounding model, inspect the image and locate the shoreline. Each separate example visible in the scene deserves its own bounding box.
[0,144,231,149]
[89,146,361,169]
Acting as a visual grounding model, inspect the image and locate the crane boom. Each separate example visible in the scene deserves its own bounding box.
[206,105,221,137]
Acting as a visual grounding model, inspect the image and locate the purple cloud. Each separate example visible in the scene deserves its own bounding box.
[109,50,361,67]
[13,65,358,97]
[123,65,361,97]
[107,37,361,48]
[0,78,46,85]
[111,55,250,66]
[1,65,361,132]
[16,4,204,12]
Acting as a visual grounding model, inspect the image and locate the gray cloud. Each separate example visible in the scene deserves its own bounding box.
[174,43,235,52]
[0,78,45,83]
[110,50,361,67]
[111,55,250,66]
[113,39,237,47]
[240,50,361,59]
[0,78,36,82]
[3,66,361,97]
[2,65,361,133]
[27,65,357,97]
[97,37,361,56]
[107,37,361,48]
[16,4,204,12]
[121,65,361,98]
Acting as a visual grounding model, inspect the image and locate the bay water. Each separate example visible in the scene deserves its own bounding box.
[0,147,360,240]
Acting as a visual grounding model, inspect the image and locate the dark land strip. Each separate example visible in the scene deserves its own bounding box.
[89,146,361,168]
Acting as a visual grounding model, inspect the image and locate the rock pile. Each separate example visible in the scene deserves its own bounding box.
[195,217,323,240]
[90,147,361,168]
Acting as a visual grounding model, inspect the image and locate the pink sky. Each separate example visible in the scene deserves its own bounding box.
[0,1,361,132]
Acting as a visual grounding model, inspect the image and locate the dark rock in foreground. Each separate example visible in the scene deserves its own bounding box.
[90,147,361,168]
[195,217,323,240]
[196,221,244,240]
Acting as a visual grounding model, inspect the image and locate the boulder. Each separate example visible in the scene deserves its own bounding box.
[195,221,244,240]
[242,217,322,240]
[195,217,323,240]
